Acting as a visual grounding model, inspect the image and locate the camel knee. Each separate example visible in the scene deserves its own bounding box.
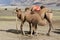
[20,22,24,30]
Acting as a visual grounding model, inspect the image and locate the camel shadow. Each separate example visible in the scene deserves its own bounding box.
[0,29,45,35]
[0,29,30,34]
[52,29,60,34]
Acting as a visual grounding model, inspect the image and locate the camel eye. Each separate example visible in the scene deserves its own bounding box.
[16,10,18,12]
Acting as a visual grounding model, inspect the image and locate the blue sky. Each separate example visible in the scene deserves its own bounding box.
[0,0,34,6]
[0,0,12,5]
[0,0,58,6]
[0,0,27,6]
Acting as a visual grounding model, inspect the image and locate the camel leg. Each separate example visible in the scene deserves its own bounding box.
[29,23,31,34]
[31,23,35,36]
[46,18,53,36]
[20,21,25,35]
[34,24,37,36]
[31,25,33,36]
[47,22,53,36]
[45,13,53,36]
[31,23,37,35]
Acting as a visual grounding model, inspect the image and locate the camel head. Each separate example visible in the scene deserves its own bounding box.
[15,8,22,19]
[16,9,21,12]
[15,8,22,15]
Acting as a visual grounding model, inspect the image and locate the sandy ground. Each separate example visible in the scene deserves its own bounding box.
[0,19,60,40]
[0,10,60,40]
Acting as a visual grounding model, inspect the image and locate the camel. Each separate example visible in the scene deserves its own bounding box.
[16,8,31,35]
[30,6,53,36]
[16,6,53,36]
[24,6,53,36]
[19,9,46,35]
[25,12,47,36]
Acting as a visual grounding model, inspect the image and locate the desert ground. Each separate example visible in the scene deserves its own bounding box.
[0,9,60,40]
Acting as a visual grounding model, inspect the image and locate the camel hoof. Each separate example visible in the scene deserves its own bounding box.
[46,33,50,36]
[22,33,25,35]
[21,32,25,35]
[32,31,36,35]
[23,33,25,35]
[28,31,31,34]
[31,34,33,36]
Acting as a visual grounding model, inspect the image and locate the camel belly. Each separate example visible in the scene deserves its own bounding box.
[38,19,48,26]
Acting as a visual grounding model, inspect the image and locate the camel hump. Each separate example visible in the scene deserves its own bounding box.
[40,5,45,9]
[25,7,30,11]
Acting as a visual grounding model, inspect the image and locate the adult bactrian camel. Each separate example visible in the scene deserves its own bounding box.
[31,5,53,36]
[16,6,53,36]
[22,6,53,36]
[16,8,31,35]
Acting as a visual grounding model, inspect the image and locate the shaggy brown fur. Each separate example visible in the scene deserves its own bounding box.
[16,7,53,36]
[31,6,53,36]
[25,7,53,36]
[16,8,32,35]
[21,7,48,35]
